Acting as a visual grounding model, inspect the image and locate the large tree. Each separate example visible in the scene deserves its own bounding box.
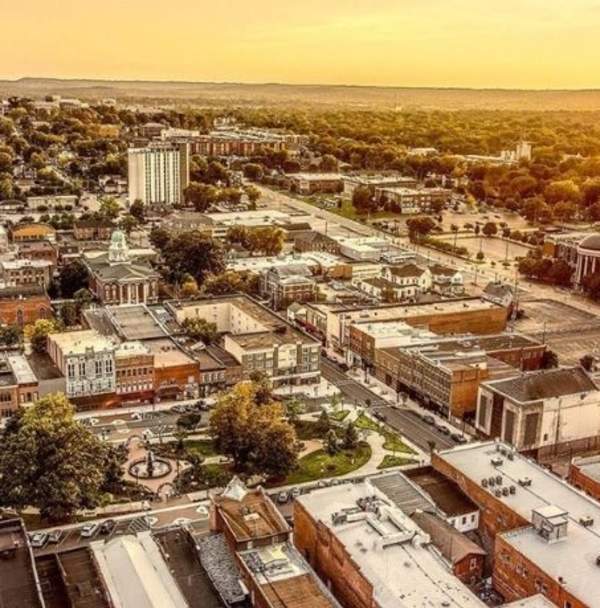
[160,230,225,286]
[24,318,62,353]
[209,381,299,477]
[0,394,111,522]
[57,259,90,298]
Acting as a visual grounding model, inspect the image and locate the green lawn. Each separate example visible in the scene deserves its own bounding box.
[355,414,415,454]
[184,439,218,458]
[329,409,350,422]
[377,455,415,470]
[284,442,372,485]
[355,413,380,432]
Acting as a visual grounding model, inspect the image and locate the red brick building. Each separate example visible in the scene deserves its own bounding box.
[568,455,600,502]
[0,285,52,327]
[432,442,600,608]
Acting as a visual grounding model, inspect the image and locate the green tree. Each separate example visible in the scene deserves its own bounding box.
[343,422,359,450]
[99,197,120,220]
[24,319,62,353]
[0,394,111,522]
[182,318,218,344]
[57,260,90,298]
[352,186,377,212]
[0,325,20,347]
[325,429,340,456]
[482,222,498,237]
[160,231,225,285]
[60,302,79,327]
[129,199,145,222]
[209,381,299,477]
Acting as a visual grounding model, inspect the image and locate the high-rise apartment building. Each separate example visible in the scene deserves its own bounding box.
[127,143,189,206]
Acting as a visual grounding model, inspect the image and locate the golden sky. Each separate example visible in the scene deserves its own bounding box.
[3,0,600,88]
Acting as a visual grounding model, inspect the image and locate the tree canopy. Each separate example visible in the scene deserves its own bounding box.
[209,381,299,477]
[0,393,115,522]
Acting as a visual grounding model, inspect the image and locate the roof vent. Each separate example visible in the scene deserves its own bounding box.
[481,478,488,488]
[580,516,594,528]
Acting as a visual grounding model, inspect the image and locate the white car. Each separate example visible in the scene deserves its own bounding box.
[29,532,48,548]
[80,523,99,538]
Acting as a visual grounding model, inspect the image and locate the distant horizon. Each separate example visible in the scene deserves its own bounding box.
[3,75,600,94]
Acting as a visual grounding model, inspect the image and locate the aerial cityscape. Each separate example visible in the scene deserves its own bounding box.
[1,2,600,608]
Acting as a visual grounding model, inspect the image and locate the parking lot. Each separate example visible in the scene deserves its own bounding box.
[515,298,600,334]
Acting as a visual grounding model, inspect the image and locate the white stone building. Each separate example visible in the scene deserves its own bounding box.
[47,330,116,399]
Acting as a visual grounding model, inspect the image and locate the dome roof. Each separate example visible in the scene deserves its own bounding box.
[579,234,600,251]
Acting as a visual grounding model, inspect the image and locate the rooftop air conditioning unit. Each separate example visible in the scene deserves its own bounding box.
[491,457,503,467]
[518,477,532,487]
[481,478,488,488]
[488,477,496,487]
[509,486,516,495]
[495,475,503,485]
[502,487,509,497]
[580,516,594,528]
[507,452,515,461]
[495,489,502,497]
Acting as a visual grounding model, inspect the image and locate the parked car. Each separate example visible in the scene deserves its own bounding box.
[338,362,349,372]
[100,519,116,535]
[47,529,63,544]
[170,405,187,414]
[373,411,387,422]
[451,433,468,444]
[130,412,143,421]
[29,532,48,548]
[436,425,451,435]
[422,415,435,425]
[80,523,99,538]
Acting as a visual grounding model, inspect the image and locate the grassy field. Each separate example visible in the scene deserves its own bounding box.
[355,414,415,454]
[284,442,372,485]
[377,455,415,470]
[329,409,350,422]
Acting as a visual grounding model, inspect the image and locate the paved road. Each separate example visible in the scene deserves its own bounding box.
[321,360,456,451]
[372,406,455,451]
[321,360,388,407]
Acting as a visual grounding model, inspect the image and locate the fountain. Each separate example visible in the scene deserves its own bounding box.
[128,449,172,480]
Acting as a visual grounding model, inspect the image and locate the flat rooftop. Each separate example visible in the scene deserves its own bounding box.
[214,479,290,543]
[404,467,479,517]
[297,481,485,608]
[153,528,224,608]
[36,548,110,608]
[0,519,44,608]
[572,454,600,484]
[239,543,339,608]
[106,304,168,340]
[48,330,115,355]
[91,532,188,608]
[7,355,37,385]
[146,338,195,368]
[311,297,501,321]
[437,441,600,607]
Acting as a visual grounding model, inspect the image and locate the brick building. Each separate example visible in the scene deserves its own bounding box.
[294,478,486,608]
[73,217,114,241]
[432,441,600,608]
[0,259,53,288]
[0,285,52,326]
[568,455,600,502]
[371,331,544,418]
[9,222,56,243]
[206,477,339,608]
[259,264,317,310]
[114,341,154,404]
[84,230,159,305]
[305,298,508,353]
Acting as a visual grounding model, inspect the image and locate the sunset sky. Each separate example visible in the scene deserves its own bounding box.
[3,0,600,88]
